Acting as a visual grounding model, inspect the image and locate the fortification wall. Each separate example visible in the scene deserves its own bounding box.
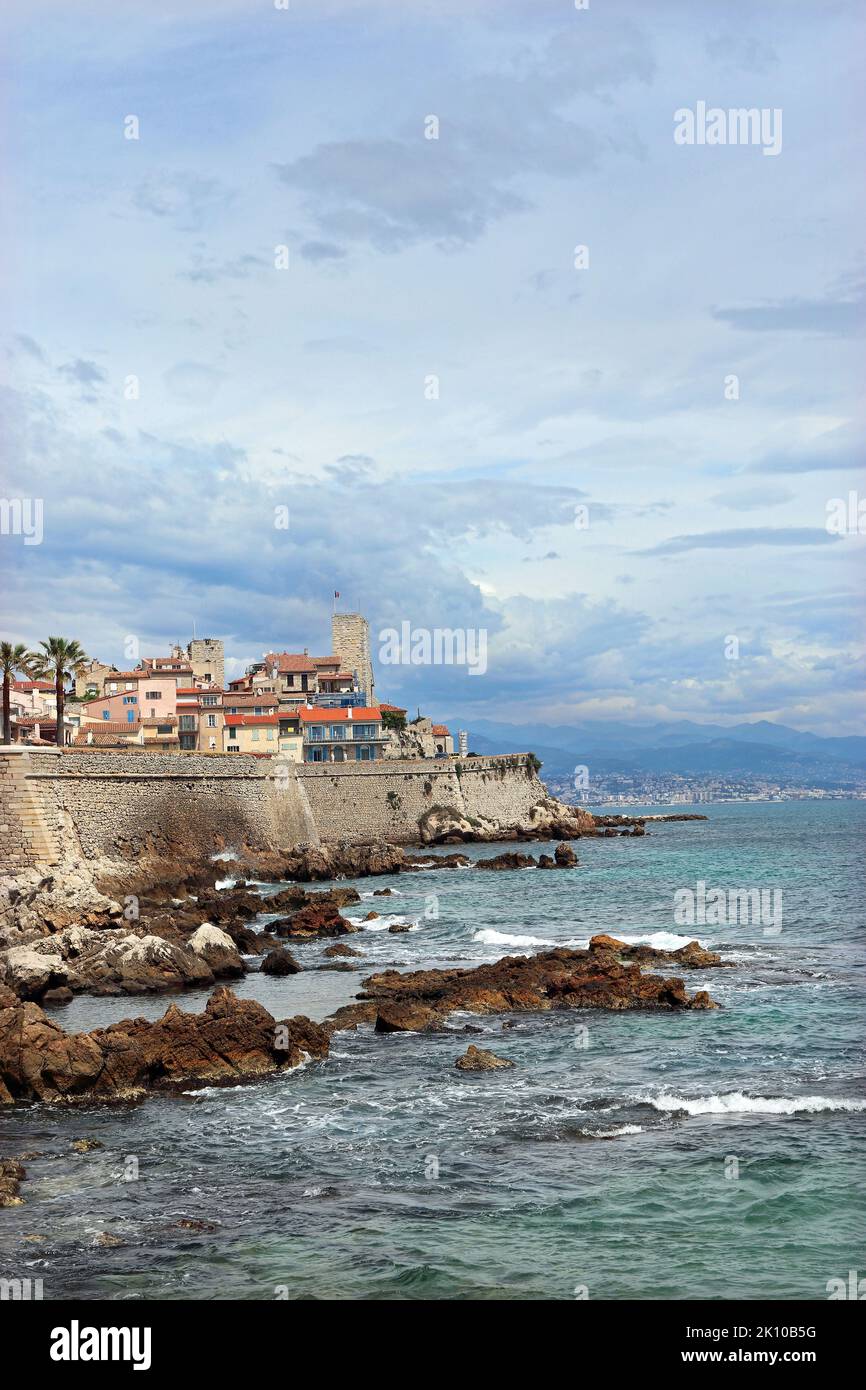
[295,753,541,844]
[0,748,545,874]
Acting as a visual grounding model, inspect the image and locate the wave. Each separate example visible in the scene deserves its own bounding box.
[347,914,418,932]
[591,1124,643,1138]
[649,1091,866,1116]
[473,928,556,948]
[214,877,237,891]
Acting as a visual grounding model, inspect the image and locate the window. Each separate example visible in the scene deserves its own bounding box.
[207,714,216,728]
[157,724,172,735]
[251,729,260,741]
[145,691,161,701]
[122,695,137,705]
[353,724,378,739]
[227,743,239,752]
[126,710,135,724]
[307,747,326,762]
[301,674,308,691]
[102,710,110,720]
[227,727,237,739]
[331,725,346,740]
[284,674,294,688]
[208,737,216,749]
[266,729,274,740]
[203,672,211,681]
[254,706,262,716]
[308,726,324,741]
[355,745,373,761]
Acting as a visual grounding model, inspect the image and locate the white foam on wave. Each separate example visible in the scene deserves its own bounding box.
[473,928,556,948]
[215,876,237,891]
[650,1091,866,1116]
[592,1124,643,1138]
[347,913,418,932]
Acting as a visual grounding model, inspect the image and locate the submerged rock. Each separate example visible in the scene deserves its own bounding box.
[455,1044,515,1072]
[323,942,363,958]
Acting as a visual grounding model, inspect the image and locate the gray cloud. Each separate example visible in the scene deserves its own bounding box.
[713,280,866,336]
[641,528,843,556]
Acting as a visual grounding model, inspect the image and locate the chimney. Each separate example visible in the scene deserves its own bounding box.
[347,707,353,719]
[303,647,308,656]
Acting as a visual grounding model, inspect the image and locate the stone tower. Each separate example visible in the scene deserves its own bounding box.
[331,613,375,704]
[187,638,224,688]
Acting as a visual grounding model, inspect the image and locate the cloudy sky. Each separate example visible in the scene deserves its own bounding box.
[1,0,863,734]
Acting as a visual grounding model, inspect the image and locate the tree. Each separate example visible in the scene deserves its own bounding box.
[0,643,34,744]
[28,638,89,747]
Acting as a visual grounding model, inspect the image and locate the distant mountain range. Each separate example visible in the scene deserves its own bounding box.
[459,718,866,784]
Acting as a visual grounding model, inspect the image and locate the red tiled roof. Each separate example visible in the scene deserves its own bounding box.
[379,703,406,713]
[142,716,178,727]
[102,672,143,681]
[298,706,381,724]
[431,725,451,737]
[13,680,54,691]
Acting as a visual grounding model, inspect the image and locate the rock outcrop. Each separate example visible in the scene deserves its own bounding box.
[588,934,732,970]
[186,925,245,978]
[455,1044,515,1072]
[260,947,303,975]
[353,946,718,1033]
[0,986,329,1105]
[0,1158,26,1206]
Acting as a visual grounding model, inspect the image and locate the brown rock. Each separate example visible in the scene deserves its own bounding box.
[455,1044,515,1072]
[273,902,357,940]
[259,947,302,976]
[322,942,363,958]
[0,1159,26,1206]
[356,946,718,1032]
[0,986,329,1105]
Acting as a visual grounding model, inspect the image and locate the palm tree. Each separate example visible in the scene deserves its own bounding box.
[1,642,34,744]
[28,637,89,747]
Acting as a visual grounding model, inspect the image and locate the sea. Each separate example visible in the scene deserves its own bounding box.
[1,801,863,1300]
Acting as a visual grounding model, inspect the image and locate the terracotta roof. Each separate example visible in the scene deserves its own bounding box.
[379,703,407,713]
[73,728,140,746]
[431,725,451,737]
[318,673,354,684]
[102,672,143,681]
[142,716,178,727]
[76,720,141,734]
[223,714,280,727]
[298,706,381,724]
[14,717,58,728]
[13,680,54,691]
[223,693,278,708]
[261,652,319,674]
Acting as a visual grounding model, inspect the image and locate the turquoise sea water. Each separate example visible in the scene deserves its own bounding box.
[1,801,864,1300]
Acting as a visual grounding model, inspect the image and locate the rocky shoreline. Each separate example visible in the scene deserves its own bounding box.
[0,818,725,1109]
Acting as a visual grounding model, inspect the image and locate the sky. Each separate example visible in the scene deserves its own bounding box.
[0,0,863,735]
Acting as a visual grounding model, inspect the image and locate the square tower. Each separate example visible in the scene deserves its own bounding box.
[187,638,224,688]
[331,613,374,704]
